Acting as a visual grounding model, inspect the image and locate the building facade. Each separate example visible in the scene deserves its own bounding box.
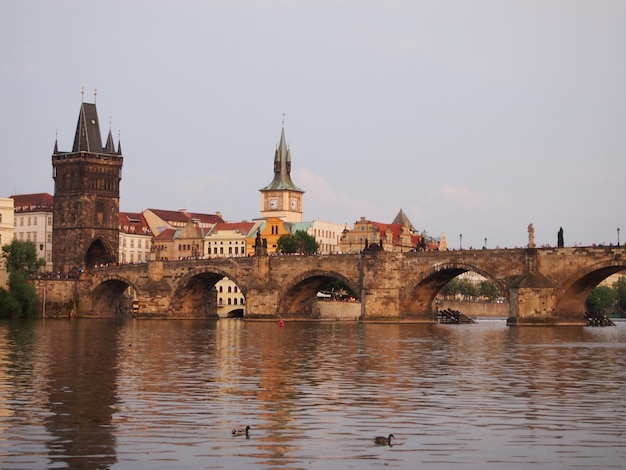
[52,101,123,272]
[205,221,258,258]
[0,197,15,287]
[11,193,54,272]
[119,212,152,264]
[339,211,429,254]
[306,220,350,254]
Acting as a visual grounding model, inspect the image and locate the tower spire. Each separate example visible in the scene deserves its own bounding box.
[260,120,303,192]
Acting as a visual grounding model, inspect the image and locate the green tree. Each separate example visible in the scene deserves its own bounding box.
[7,271,38,319]
[0,288,22,318]
[614,276,626,311]
[586,285,617,315]
[440,278,460,299]
[0,240,44,319]
[277,233,297,254]
[2,239,45,275]
[458,279,479,300]
[277,230,319,255]
[479,280,501,301]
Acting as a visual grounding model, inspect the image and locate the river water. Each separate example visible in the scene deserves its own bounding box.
[1,318,626,470]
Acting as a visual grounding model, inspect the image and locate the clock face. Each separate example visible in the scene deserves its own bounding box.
[290,198,297,210]
[269,198,278,210]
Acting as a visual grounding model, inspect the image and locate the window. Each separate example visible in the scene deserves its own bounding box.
[47,216,52,226]
[33,217,37,226]
[0,214,2,223]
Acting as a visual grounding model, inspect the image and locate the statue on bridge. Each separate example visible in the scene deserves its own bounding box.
[558,227,564,248]
[528,223,536,248]
[255,229,267,256]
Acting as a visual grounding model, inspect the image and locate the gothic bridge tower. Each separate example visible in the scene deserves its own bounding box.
[259,124,304,222]
[52,99,122,273]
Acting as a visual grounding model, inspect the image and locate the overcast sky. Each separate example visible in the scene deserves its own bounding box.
[2,0,625,249]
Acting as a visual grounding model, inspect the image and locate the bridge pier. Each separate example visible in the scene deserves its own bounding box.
[506,270,586,326]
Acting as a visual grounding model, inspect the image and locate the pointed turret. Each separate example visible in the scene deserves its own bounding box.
[105,129,116,153]
[391,208,416,232]
[72,102,104,153]
[261,126,303,192]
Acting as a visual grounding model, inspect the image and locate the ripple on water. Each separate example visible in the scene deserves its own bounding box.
[1,319,626,469]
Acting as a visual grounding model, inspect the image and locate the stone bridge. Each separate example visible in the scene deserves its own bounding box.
[39,246,625,325]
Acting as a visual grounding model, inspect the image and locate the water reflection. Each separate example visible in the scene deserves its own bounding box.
[0,319,625,469]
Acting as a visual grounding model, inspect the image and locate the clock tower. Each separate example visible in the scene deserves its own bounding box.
[259,125,304,222]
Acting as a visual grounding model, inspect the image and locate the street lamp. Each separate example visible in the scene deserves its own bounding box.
[459,233,463,250]
[618,227,621,247]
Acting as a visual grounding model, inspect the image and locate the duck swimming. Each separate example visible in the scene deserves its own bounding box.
[374,433,395,446]
[232,425,250,436]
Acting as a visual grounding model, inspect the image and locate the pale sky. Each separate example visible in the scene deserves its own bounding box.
[2,0,625,249]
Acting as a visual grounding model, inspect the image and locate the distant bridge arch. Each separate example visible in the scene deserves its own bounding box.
[399,261,510,316]
[277,269,361,318]
[555,258,626,319]
[91,275,138,317]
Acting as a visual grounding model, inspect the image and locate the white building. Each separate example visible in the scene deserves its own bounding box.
[119,212,153,264]
[288,220,349,254]
[204,221,260,317]
[10,193,53,272]
[0,197,15,287]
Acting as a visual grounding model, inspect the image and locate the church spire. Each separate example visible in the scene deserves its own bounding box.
[261,123,303,192]
[104,116,117,153]
[72,101,104,153]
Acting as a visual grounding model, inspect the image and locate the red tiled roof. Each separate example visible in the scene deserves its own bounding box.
[154,228,177,241]
[212,222,256,233]
[10,193,54,212]
[119,212,152,236]
[147,208,224,225]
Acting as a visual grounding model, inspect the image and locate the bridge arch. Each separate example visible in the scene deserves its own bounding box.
[85,236,116,268]
[277,269,360,318]
[91,274,139,317]
[555,258,626,318]
[170,266,247,318]
[399,262,508,316]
